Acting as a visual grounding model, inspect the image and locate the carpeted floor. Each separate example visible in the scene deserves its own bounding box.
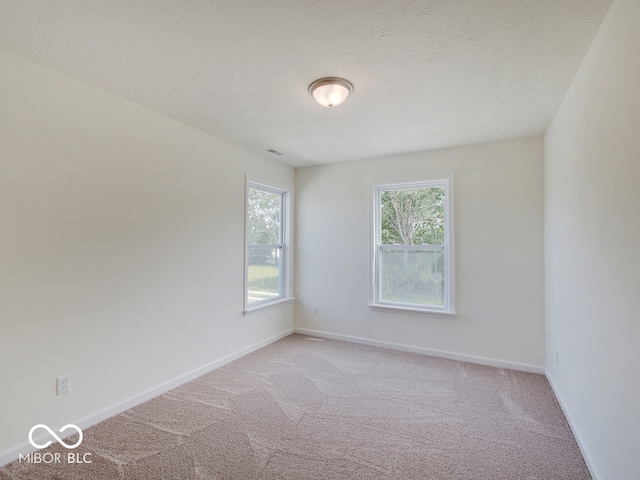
[0,334,590,479]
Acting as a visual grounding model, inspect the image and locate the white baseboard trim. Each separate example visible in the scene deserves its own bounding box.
[0,327,294,468]
[294,327,545,374]
[545,371,600,480]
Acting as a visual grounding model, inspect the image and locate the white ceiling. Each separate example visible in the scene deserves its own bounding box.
[0,0,612,167]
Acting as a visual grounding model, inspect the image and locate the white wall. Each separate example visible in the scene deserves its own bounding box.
[295,137,545,369]
[0,49,294,457]
[544,0,640,478]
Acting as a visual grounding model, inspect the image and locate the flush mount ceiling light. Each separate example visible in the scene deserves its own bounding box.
[308,77,353,108]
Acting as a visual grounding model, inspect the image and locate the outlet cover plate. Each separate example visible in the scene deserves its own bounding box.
[57,375,70,395]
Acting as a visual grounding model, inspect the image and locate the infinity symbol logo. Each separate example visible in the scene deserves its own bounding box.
[28,424,83,450]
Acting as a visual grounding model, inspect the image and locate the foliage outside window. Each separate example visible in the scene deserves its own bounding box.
[373,179,454,313]
[245,181,288,312]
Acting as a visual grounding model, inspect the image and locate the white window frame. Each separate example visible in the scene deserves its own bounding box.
[370,177,455,315]
[243,177,292,314]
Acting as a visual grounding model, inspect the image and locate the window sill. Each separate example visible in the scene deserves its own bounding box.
[368,303,456,317]
[243,297,295,316]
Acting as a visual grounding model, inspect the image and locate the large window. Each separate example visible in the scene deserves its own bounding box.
[372,179,454,314]
[244,180,290,312]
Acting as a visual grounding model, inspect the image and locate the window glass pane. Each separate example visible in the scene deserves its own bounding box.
[379,248,445,307]
[247,246,281,304]
[380,187,445,245]
[248,188,281,244]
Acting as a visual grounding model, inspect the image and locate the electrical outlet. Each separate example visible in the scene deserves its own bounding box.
[57,375,70,395]
[312,306,319,315]
[555,350,560,364]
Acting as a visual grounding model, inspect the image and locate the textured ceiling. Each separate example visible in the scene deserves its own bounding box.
[0,0,612,167]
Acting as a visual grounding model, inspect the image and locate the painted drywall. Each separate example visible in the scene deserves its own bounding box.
[544,0,640,478]
[295,137,545,369]
[0,48,294,457]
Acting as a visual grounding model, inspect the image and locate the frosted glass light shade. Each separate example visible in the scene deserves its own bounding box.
[309,77,353,108]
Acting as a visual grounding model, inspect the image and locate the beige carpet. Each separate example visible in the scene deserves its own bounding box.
[1,334,590,479]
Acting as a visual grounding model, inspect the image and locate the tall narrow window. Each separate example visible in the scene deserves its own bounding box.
[372,179,454,314]
[245,180,289,312]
